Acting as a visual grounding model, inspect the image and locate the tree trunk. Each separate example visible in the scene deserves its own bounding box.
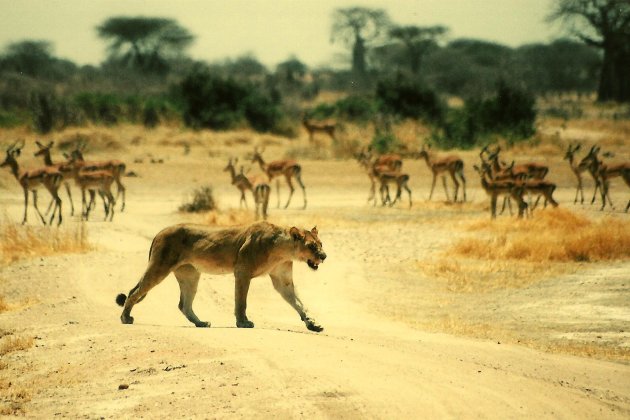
[598,41,630,103]
[352,35,366,77]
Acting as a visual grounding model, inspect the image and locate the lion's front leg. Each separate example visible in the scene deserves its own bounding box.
[234,271,254,328]
[270,262,323,332]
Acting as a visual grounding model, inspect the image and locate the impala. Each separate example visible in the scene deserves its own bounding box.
[34,140,79,216]
[563,143,590,204]
[580,145,630,211]
[223,158,271,220]
[417,144,466,202]
[486,146,548,180]
[69,141,127,211]
[302,116,336,142]
[473,162,527,219]
[355,148,403,204]
[1,140,63,226]
[251,147,307,209]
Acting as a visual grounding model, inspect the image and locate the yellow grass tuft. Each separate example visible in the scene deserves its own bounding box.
[0,296,8,313]
[454,208,630,262]
[0,335,33,357]
[0,219,93,266]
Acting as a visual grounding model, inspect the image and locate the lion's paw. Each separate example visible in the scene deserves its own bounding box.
[236,319,254,328]
[306,320,323,332]
[121,315,134,325]
[195,321,211,328]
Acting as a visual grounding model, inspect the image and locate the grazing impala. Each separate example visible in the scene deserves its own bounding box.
[417,144,466,202]
[251,147,307,209]
[69,141,127,211]
[302,115,336,142]
[580,145,630,211]
[1,140,63,226]
[486,146,548,180]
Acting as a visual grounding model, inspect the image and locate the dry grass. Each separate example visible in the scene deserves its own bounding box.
[0,296,8,313]
[0,335,33,357]
[453,208,630,263]
[0,219,93,266]
[0,331,34,415]
[205,209,256,226]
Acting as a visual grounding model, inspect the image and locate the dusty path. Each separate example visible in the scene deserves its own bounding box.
[1,157,630,418]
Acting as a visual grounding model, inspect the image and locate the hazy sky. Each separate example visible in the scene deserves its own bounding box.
[0,0,560,68]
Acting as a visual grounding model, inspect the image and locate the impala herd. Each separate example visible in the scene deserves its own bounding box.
[1,138,628,227]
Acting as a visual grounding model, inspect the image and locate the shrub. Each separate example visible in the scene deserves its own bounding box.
[335,95,377,122]
[143,101,160,128]
[30,91,57,133]
[376,78,444,123]
[435,81,537,149]
[370,130,399,154]
[179,186,217,213]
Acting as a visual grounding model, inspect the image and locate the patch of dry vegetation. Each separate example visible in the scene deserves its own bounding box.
[0,219,93,266]
[453,208,630,262]
[0,331,33,416]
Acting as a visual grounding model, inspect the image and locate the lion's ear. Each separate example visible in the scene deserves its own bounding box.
[311,226,318,236]
[289,227,304,241]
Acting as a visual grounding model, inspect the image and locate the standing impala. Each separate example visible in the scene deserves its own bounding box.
[580,145,630,211]
[473,162,527,219]
[69,141,127,211]
[251,147,307,209]
[302,115,336,142]
[1,140,63,226]
[34,140,77,216]
[223,158,271,220]
[417,144,466,202]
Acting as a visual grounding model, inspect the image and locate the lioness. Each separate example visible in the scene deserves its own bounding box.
[116,221,327,332]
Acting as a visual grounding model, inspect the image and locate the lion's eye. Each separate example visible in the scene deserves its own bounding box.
[308,243,317,251]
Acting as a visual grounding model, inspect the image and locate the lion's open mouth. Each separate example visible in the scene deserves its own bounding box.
[307,260,319,270]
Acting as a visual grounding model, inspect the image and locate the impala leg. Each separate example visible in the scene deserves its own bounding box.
[64,181,74,216]
[449,172,459,202]
[459,171,467,202]
[428,174,437,200]
[295,172,307,210]
[31,190,47,225]
[441,175,451,202]
[283,176,295,209]
[115,178,126,212]
[22,188,29,225]
[275,179,281,208]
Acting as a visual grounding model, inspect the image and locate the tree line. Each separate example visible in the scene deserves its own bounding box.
[0,0,627,147]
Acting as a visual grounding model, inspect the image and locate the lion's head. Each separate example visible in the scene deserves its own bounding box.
[290,226,326,270]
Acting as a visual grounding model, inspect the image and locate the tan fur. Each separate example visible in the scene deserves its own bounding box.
[116,221,327,331]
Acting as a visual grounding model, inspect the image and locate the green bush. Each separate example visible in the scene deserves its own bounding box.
[178,65,284,132]
[370,130,399,154]
[376,78,444,123]
[435,81,537,149]
[335,95,376,122]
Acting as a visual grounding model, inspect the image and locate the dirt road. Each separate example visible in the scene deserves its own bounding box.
[1,155,629,418]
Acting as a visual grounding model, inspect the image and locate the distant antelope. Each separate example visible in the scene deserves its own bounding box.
[251,147,307,209]
[417,144,466,202]
[580,145,630,211]
[302,116,336,142]
[223,158,270,219]
[70,141,127,211]
[473,162,527,219]
[1,140,63,226]
[564,143,589,204]
[34,140,77,216]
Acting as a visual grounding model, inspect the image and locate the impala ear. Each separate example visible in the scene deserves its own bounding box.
[290,227,304,241]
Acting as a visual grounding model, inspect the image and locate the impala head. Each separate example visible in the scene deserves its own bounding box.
[564,143,581,161]
[34,140,54,157]
[251,146,265,163]
[578,145,600,170]
[223,157,237,172]
[1,140,24,168]
[289,226,326,271]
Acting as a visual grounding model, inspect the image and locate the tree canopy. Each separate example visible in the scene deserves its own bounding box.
[97,16,194,74]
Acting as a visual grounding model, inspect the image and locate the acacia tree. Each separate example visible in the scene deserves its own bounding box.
[330,7,390,77]
[548,0,630,102]
[389,25,448,76]
[97,17,194,74]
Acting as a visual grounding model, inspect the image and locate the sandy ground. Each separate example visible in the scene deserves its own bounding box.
[1,144,629,418]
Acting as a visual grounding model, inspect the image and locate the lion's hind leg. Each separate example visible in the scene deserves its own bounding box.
[175,264,209,328]
[119,263,172,325]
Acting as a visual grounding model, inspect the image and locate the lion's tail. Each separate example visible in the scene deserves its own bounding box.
[116,293,127,307]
